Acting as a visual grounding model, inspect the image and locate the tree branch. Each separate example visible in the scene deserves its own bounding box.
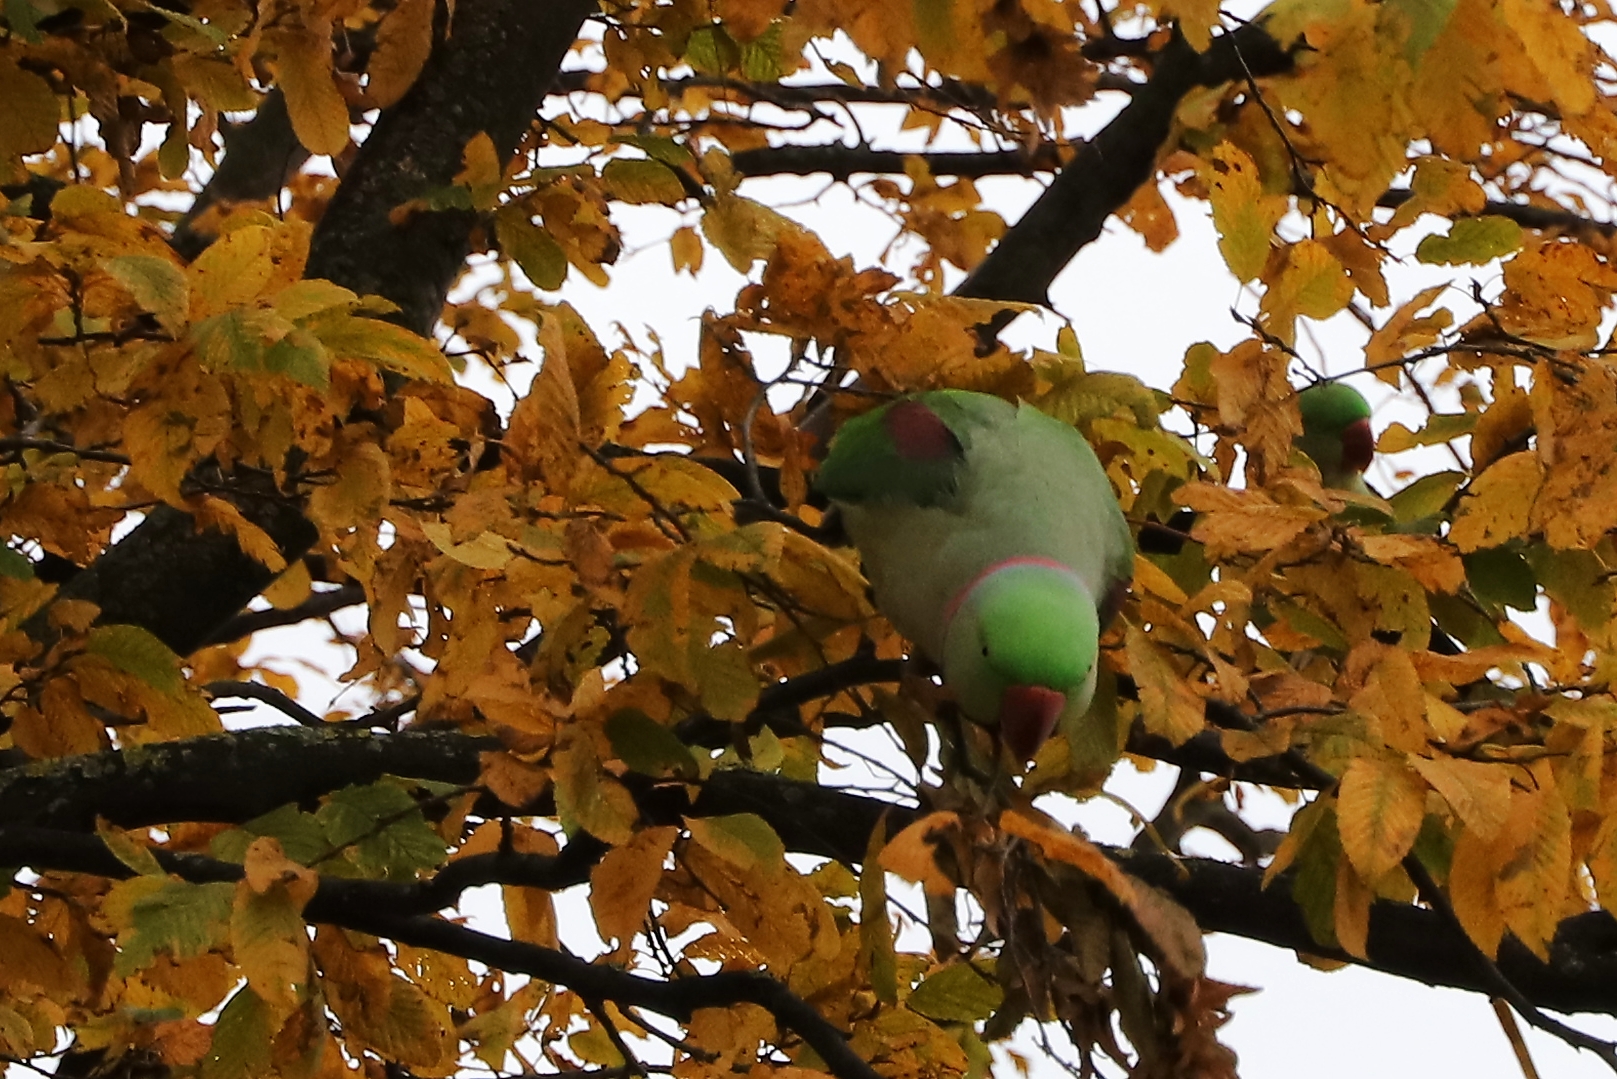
[170,89,310,260]
[202,582,367,646]
[305,0,599,333]
[0,826,880,1079]
[733,144,1065,182]
[958,23,1293,307]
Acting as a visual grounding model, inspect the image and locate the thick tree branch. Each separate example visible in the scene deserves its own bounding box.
[306,0,599,333]
[9,811,1617,1020]
[958,23,1293,307]
[0,728,492,830]
[29,0,599,659]
[19,476,316,657]
[1117,847,1617,1017]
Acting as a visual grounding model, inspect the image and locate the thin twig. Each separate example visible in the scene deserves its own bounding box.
[205,680,325,727]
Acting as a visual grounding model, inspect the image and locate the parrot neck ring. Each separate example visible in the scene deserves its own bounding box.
[943,555,1075,625]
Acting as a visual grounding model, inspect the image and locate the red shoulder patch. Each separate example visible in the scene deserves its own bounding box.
[883,400,961,461]
[1342,417,1374,475]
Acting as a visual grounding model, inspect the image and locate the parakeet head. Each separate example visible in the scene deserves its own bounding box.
[941,559,1101,761]
[1295,382,1374,489]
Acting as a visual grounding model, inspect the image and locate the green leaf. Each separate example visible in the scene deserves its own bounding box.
[1415,216,1523,266]
[190,309,269,372]
[684,25,739,74]
[202,987,273,1079]
[316,781,447,878]
[97,820,165,877]
[1387,469,1464,525]
[4,0,46,44]
[604,709,699,778]
[906,963,1004,1023]
[306,314,454,383]
[116,880,234,975]
[1289,804,1341,950]
[105,254,189,333]
[262,327,331,389]
[1387,0,1458,63]
[1429,591,1507,648]
[612,134,690,169]
[1270,598,1349,652]
[859,822,898,1005]
[496,210,568,290]
[1464,546,1538,611]
[231,805,331,866]
[0,547,33,580]
[85,624,183,694]
[739,23,789,81]
[600,158,686,206]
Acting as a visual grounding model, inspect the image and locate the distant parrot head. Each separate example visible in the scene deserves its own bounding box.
[942,559,1101,761]
[1295,382,1374,491]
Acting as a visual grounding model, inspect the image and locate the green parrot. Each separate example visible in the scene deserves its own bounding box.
[1295,382,1375,492]
[816,390,1134,760]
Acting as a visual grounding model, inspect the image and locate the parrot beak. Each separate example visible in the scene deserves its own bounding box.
[999,684,1066,760]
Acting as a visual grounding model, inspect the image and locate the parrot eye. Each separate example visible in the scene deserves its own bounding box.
[981,646,990,657]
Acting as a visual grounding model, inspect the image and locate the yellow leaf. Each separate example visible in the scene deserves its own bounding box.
[670,225,705,275]
[97,819,165,876]
[0,60,60,178]
[506,314,582,487]
[1336,756,1425,881]
[13,678,107,758]
[1001,809,1137,903]
[1494,781,1571,959]
[365,0,434,107]
[308,314,454,383]
[589,826,678,950]
[231,877,310,1017]
[685,813,785,872]
[1260,239,1353,344]
[1333,853,1372,959]
[1124,624,1204,745]
[878,811,960,895]
[601,158,687,205]
[273,24,351,157]
[1449,825,1504,956]
[308,442,391,530]
[421,522,513,570]
[1499,0,1596,115]
[0,914,75,996]
[1117,180,1179,252]
[1203,143,1285,282]
[1409,755,1510,840]
[1355,532,1464,593]
[1448,451,1542,552]
[188,225,305,320]
[193,497,287,573]
[701,193,798,272]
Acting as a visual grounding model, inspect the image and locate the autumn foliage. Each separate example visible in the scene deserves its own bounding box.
[2,0,1617,1076]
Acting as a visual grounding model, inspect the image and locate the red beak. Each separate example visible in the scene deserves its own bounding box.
[999,685,1067,760]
